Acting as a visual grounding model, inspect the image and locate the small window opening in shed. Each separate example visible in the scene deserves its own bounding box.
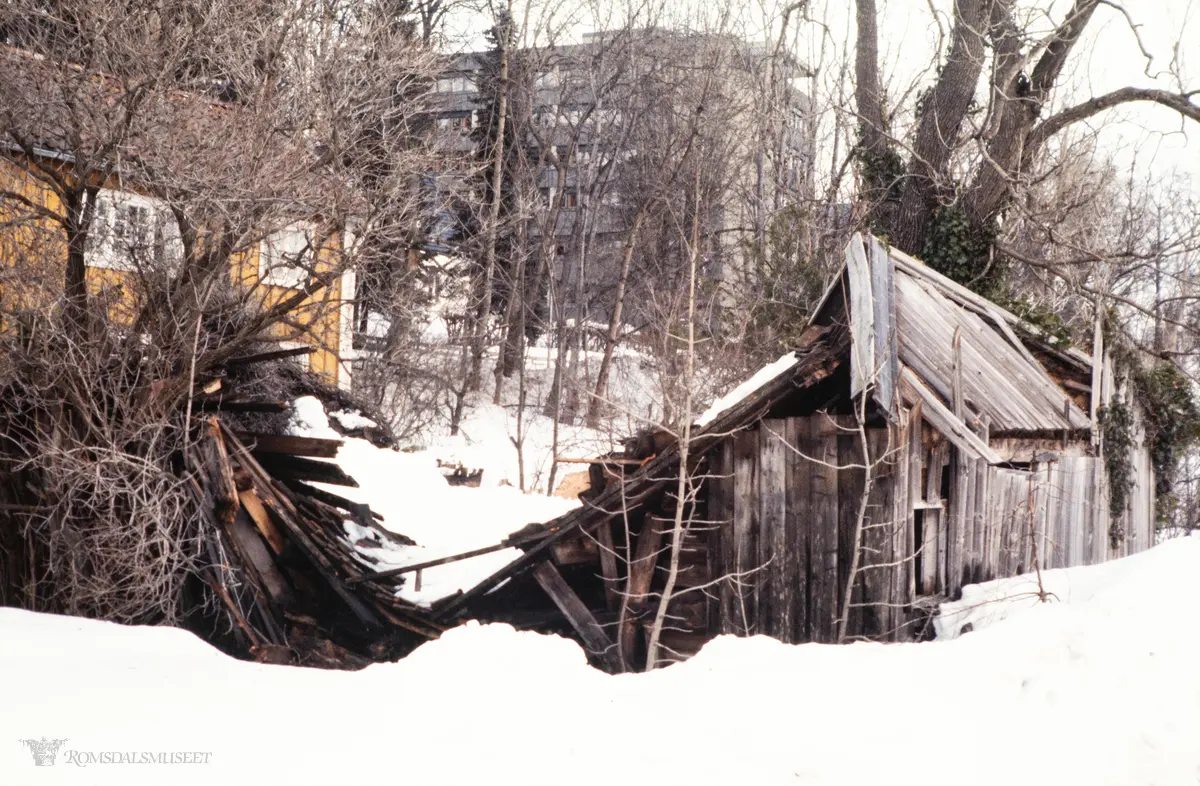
[914,508,926,593]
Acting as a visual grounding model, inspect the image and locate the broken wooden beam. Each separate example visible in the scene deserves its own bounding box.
[220,427,382,630]
[347,542,510,585]
[531,560,622,673]
[239,489,287,554]
[238,432,343,459]
[197,399,290,414]
[254,454,359,487]
[285,480,383,521]
[225,346,316,367]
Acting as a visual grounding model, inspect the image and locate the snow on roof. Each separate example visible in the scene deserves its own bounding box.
[694,350,799,428]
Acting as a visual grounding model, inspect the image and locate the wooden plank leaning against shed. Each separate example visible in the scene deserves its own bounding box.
[899,366,1002,465]
[531,561,622,673]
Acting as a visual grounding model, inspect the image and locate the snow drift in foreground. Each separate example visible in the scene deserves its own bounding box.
[3,537,1199,785]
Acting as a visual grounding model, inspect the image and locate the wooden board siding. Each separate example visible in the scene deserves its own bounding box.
[708,440,735,634]
[783,417,809,643]
[835,416,865,638]
[758,419,791,641]
[731,429,760,634]
[705,412,1156,646]
[809,417,841,642]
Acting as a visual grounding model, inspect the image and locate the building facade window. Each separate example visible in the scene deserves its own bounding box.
[436,113,472,132]
[85,189,183,271]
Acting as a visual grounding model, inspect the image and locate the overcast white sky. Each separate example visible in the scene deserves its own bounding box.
[443,1,1199,191]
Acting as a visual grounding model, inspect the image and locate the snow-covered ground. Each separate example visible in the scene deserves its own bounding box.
[291,397,578,606]
[3,537,1198,785]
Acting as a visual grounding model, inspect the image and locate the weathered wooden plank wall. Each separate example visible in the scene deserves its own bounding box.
[732,430,759,633]
[758,419,791,641]
[709,440,735,634]
[710,415,904,643]
[809,417,841,642]
[705,414,1157,646]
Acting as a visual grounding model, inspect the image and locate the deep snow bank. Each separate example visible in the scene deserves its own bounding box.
[3,537,1199,784]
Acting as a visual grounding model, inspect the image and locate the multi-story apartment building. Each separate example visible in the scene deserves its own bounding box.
[424,28,816,330]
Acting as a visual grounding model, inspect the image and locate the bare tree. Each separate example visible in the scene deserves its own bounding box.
[852,0,1200,291]
[0,0,437,623]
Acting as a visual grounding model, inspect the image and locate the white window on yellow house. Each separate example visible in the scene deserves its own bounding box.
[85,189,183,271]
[260,223,316,289]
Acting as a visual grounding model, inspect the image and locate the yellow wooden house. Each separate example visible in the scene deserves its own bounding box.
[0,154,359,391]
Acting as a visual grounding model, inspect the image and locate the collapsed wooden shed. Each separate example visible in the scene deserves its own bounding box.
[420,233,1155,671]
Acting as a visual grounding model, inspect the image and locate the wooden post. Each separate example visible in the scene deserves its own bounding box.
[923,443,947,595]
[532,561,622,673]
[619,516,665,668]
[594,520,620,612]
[948,450,970,595]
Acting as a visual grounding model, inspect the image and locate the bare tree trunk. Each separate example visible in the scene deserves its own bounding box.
[468,2,512,392]
[836,393,874,643]
[62,187,97,334]
[587,208,647,427]
[645,168,701,670]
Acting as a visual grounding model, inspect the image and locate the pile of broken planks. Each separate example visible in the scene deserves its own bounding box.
[185,418,445,668]
[180,346,446,668]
